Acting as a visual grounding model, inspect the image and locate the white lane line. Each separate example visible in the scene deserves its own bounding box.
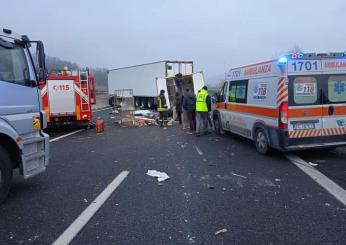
[49,129,85,143]
[285,153,346,206]
[53,170,130,245]
[195,146,203,156]
[93,107,111,112]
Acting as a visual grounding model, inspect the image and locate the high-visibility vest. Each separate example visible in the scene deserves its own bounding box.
[196,89,208,112]
[157,96,168,112]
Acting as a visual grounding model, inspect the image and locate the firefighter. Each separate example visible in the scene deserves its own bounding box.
[157,89,168,128]
[195,86,211,136]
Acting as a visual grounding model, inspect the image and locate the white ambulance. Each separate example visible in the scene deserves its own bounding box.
[213,52,346,154]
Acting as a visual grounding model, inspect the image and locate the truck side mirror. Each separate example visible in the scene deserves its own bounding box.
[36,41,47,82]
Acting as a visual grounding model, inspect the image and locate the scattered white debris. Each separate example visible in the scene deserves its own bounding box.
[231,172,247,179]
[222,187,227,191]
[325,203,331,207]
[275,178,281,182]
[195,146,203,155]
[308,161,318,167]
[215,228,228,235]
[83,198,88,203]
[146,170,170,182]
[184,219,188,223]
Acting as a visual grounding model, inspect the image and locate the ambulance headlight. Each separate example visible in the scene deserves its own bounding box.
[278,56,288,64]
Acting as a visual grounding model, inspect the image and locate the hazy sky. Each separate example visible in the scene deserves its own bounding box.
[1,0,346,83]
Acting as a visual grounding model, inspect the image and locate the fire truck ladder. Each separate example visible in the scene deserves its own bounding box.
[79,71,89,112]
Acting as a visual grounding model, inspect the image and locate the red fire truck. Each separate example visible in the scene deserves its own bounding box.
[39,70,93,128]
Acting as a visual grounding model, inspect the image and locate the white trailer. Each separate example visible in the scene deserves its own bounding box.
[107,60,195,108]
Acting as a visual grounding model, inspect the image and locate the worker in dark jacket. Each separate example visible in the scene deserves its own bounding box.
[175,92,182,125]
[157,90,168,128]
[195,86,211,136]
[182,88,196,134]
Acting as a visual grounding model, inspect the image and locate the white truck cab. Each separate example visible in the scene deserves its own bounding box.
[0,28,49,203]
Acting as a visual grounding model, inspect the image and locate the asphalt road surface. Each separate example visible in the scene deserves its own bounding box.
[1,108,345,245]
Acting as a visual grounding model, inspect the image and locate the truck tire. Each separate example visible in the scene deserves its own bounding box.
[213,115,225,135]
[255,128,270,155]
[0,146,13,204]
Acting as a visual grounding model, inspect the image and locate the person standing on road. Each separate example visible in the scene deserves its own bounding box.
[157,90,168,128]
[195,86,211,136]
[175,92,182,125]
[182,88,196,134]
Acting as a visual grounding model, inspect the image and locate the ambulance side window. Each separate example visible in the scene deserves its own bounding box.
[327,75,346,103]
[230,80,248,104]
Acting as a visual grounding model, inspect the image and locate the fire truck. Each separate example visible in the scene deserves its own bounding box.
[39,70,93,128]
[88,72,96,104]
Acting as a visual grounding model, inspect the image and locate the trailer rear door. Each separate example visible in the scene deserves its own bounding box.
[156,78,171,109]
[192,72,205,94]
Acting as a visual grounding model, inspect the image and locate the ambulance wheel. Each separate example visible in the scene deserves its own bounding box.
[213,115,225,135]
[255,129,269,154]
[0,146,13,204]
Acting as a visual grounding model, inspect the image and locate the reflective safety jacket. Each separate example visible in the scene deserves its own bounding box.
[157,94,168,112]
[196,89,209,112]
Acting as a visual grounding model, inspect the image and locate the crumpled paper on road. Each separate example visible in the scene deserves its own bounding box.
[146,170,170,182]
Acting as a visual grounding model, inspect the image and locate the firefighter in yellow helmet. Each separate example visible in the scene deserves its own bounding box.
[157,89,168,128]
[195,86,211,136]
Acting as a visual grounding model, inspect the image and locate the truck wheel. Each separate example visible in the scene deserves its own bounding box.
[255,128,269,154]
[0,146,13,204]
[213,115,225,135]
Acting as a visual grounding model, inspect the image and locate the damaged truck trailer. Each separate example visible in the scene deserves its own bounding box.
[107,60,204,109]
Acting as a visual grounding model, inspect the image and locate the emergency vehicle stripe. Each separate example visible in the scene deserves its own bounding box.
[322,127,346,136]
[74,84,89,102]
[276,77,287,105]
[41,85,48,96]
[225,104,278,118]
[290,128,346,138]
[289,106,346,118]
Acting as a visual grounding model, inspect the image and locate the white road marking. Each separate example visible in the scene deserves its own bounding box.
[285,153,346,206]
[195,146,203,156]
[49,129,85,143]
[53,170,130,245]
[93,107,111,112]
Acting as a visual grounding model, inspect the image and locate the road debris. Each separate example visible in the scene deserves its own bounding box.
[146,170,170,182]
[195,146,203,155]
[231,172,247,179]
[215,228,228,235]
[308,162,318,167]
[275,178,281,182]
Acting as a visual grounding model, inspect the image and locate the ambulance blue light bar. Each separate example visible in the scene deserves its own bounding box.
[278,56,288,64]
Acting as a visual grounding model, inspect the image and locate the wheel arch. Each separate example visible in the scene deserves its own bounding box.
[252,121,271,146]
[0,133,21,169]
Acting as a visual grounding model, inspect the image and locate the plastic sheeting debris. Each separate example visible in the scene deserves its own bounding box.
[308,162,318,167]
[146,170,170,182]
[215,228,228,235]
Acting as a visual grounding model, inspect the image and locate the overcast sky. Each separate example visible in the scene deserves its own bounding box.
[1,0,346,84]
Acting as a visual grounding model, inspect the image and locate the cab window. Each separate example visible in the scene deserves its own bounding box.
[293,77,318,104]
[327,76,346,103]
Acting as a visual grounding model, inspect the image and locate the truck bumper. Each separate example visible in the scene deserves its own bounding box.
[20,131,49,179]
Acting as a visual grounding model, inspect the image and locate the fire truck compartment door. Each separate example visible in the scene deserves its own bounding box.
[156,78,170,109]
[193,72,205,95]
[47,80,76,114]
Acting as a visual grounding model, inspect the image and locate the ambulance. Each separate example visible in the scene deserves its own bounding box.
[213,52,346,154]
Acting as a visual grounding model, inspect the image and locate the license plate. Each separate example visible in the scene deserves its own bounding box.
[293,123,315,130]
